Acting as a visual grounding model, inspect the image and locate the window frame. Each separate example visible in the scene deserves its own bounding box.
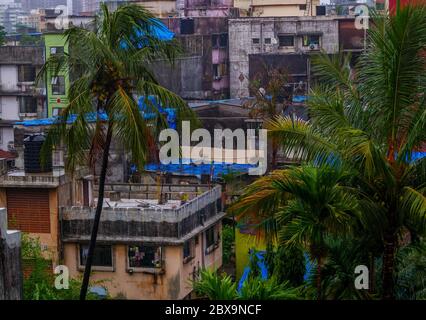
[19,96,38,114]
[278,35,295,47]
[127,244,163,272]
[183,238,196,264]
[205,225,220,255]
[78,244,114,272]
[51,75,66,95]
[50,46,64,56]
[302,35,321,47]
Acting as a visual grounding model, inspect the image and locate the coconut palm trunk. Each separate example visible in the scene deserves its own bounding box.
[382,230,397,300]
[80,123,113,300]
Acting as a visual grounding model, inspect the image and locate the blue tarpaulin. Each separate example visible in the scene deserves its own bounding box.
[120,18,174,49]
[143,161,257,178]
[15,96,177,128]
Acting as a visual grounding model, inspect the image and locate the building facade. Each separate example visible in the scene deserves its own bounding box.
[61,183,224,299]
[234,0,322,17]
[228,16,339,98]
[0,46,46,152]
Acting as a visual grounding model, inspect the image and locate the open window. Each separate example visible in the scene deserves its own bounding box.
[205,225,220,255]
[183,238,196,264]
[51,76,65,95]
[128,245,162,270]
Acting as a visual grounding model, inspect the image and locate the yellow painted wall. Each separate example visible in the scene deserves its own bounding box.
[64,222,223,299]
[235,227,267,280]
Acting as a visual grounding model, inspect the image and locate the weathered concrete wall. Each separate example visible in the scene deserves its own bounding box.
[63,223,223,300]
[61,186,223,244]
[0,208,22,300]
[0,46,44,65]
[229,16,339,97]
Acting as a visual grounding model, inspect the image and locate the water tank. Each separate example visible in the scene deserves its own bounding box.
[24,134,52,173]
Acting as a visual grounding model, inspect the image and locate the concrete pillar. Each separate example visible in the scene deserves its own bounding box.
[0,208,23,300]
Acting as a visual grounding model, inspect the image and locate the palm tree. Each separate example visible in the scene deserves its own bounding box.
[39,4,194,300]
[231,164,360,299]
[266,4,426,299]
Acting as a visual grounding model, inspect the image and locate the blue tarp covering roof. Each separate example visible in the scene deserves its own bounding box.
[120,18,174,49]
[144,161,257,178]
[15,95,177,128]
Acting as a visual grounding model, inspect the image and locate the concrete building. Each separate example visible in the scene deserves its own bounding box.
[0,165,88,267]
[228,16,339,97]
[154,16,230,99]
[234,0,323,17]
[0,207,22,300]
[61,183,224,299]
[0,2,25,33]
[0,46,46,152]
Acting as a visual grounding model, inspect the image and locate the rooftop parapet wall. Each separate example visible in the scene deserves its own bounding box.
[61,186,223,244]
[0,46,45,65]
[94,183,213,201]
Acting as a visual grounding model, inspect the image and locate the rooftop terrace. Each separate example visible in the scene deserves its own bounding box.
[61,184,224,245]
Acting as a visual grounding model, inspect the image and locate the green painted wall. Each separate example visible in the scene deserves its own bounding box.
[44,33,70,117]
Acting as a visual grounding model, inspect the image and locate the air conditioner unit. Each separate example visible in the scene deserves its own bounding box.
[7,141,15,151]
[309,43,319,50]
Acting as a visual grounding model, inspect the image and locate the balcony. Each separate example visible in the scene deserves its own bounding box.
[60,184,224,244]
[0,83,46,96]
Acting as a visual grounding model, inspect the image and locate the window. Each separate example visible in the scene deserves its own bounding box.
[50,46,64,55]
[51,76,65,95]
[376,2,385,10]
[264,38,271,44]
[19,97,37,114]
[279,35,294,47]
[299,4,307,11]
[128,245,162,268]
[219,34,227,47]
[205,226,219,254]
[252,38,260,44]
[213,63,228,79]
[303,35,320,47]
[180,18,194,35]
[183,238,195,263]
[212,34,228,48]
[18,65,36,82]
[79,244,113,268]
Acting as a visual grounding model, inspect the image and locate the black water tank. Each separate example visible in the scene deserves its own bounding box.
[24,134,52,173]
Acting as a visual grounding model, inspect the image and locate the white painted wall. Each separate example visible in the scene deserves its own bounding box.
[0,65,18,91]
[0,127,14,151]
[0,96,19,120]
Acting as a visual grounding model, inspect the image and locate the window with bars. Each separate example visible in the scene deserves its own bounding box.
[128,245,162,268]
[18,65,36,82]
[19,97,37,114]
[51,76,65,95]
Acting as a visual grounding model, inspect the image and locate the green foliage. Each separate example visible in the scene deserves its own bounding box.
[232,4,426,299]
[269,245,305,287]
[21,235,101,300]
[222,224,235,265]
[193,269,237,300]
[193,269,300,300]
[394,240,426,300]
[19,34,43,46]
[238,277,299,300]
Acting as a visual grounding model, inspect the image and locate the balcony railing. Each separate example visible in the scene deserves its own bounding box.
[60,185,224,244]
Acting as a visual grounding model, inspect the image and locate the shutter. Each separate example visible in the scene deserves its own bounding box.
[7,188,50,233]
